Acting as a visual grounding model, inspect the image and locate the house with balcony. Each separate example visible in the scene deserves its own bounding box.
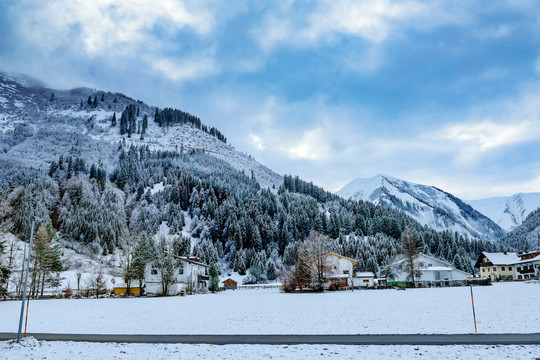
[474,252,520,281]
[144,254,209,295]
[514,251,540,280]
[474,251,540,281]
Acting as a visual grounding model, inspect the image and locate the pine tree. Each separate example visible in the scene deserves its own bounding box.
[267,261,277,280]
[0,237,10,298]
[131,233,156,295]
[100,93,105,102]
[111,112,117,127]
[87,96,92,105]
[93,96,98,108]
[49,93,55,101]
[209,263,219,292]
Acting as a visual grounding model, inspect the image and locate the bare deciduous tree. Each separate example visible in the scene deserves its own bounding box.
[401,226,423,287]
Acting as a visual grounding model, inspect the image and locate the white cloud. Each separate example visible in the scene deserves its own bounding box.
[152,56,219,81]
[253,0,463,50]
[249,134,265,150]
[280,127,332,161]
[439,120,539,151]
[14,0,215,56]
[10,0,220,83]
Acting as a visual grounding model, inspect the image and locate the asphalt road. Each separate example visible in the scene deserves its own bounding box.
[1,333,539,345]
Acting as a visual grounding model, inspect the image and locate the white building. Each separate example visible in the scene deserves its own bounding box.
[354,272,375,288]
[309,253,357,289]
[388,253,470,286]
[144,255,209,295]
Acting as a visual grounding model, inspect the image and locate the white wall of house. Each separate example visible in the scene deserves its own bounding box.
[144,257,209,295]
[389,254,470,283]
[320,254,355,288]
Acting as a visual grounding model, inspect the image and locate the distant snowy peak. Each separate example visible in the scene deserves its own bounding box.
[337,175,505,240]
[467,193,540,231]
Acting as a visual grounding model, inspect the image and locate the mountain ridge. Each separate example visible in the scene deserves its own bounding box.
[337,174,506,240]
[466,193,540,231]
[0,72,282,190]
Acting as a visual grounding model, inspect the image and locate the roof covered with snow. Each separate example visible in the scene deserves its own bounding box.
[481,252,520,265]
[420,266,453,271]
[355,272,375,277]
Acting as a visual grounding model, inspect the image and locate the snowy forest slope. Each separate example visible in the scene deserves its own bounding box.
[0,72,281,189]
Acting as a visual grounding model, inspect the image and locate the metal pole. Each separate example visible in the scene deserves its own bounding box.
[17,221,35,344]
[470,284,478,334]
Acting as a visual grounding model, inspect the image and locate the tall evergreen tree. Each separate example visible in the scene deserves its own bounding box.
[209,263,219,292]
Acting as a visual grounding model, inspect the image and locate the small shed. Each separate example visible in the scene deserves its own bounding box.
[114,287,142,296]
[222,278,238,290]
[354,272,375,288]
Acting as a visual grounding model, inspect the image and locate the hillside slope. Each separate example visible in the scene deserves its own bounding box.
[0,72,281,189]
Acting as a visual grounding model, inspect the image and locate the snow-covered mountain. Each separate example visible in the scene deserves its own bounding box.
[337,174,505,240]
[466,193,540,231]
[0,72,281,189]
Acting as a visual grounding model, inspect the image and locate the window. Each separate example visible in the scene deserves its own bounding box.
[508,267,512,271]
[493,267,497,271]
[151,264,158,275]
[363,279,369,283]
[178,262,184,275]
[343,270,349,275]
[428,264,432,267]
[482,268,485,272]
[502,267,505,271]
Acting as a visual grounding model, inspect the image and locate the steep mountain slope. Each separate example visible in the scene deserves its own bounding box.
[499,208,540,251]
[0,72,281,189]
[337,174,505,240]
[466,193,540,231]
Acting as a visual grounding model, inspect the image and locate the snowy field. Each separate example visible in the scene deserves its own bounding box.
[2,339,539,360]
[1,282,538,335]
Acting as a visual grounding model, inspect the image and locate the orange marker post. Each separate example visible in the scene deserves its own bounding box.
[470,285,478,334]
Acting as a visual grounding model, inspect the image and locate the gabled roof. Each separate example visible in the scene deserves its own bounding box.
[476,252,520,267]
[323,252,358,264]
[147,253,209,267]
[391,253,452,268]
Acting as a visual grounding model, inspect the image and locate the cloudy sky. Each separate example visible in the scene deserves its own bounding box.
[1,1,540,199]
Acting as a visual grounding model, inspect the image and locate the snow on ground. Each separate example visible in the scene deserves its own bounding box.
[1,339,538,360]
[0,283,538,335]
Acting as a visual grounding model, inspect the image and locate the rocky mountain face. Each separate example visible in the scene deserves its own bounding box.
[337,174,506,240]
[466,193,540,231]
[0,72,281,189]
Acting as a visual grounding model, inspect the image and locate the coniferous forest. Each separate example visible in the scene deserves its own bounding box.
[0,143,507,286]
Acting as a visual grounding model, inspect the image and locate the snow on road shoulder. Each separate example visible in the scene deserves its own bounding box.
[1,340,538,360]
